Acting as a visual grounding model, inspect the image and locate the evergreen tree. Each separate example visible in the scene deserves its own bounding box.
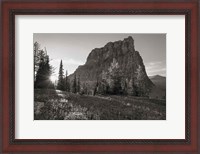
[122,80,128,95]
[99,79,110,95]
[131,78,140,96]
[35,56,52,89]
[77,75,81,93]
[93,80,98,96]
[108,58,122,94]
[112,73,122,94]
[65,70,70,92]
[82,83,88,95]
[34,42,47,81]
[57,60,65,90]
[34,42,39,81]
[72,74,77,93]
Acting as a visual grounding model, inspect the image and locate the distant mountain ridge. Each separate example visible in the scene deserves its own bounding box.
[149,75,166,99]
[149,75,166,90]
[69,36,154,97]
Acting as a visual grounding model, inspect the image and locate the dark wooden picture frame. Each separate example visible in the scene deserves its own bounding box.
[1,0,199,153]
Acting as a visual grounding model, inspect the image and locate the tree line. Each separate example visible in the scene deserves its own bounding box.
[75,58,144,96]
[34,42,54,89]
[34,41,81,93]
[57,60,81,93]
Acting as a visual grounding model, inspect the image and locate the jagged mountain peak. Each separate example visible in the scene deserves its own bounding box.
[69,36,154,97]
[86,36,135,64]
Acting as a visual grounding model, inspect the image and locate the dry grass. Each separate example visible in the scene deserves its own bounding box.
[34,89,166,120]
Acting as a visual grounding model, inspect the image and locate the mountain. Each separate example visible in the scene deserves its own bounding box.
[149,75,166,99]
[69,36,154,97]
[149,75,166,90]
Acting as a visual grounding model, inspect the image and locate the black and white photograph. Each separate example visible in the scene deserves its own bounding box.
[34,34,166,120]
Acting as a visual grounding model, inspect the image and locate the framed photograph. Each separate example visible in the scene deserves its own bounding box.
[1,0,199,153]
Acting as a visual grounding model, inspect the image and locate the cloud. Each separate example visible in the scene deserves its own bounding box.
[145,61,166,76]
[145,61,162,70]
[147,68,166,73]
[148,61,162,66]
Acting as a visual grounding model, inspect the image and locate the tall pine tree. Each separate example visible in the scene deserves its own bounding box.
[108,58,122,94]
[35,56,52,89]
[65,70,70,92]
[72,74,77,93]
[77,75,81,93]
[34,42,47,81]
[57,60,65,90]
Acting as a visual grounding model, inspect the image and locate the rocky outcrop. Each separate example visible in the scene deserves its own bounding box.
[69,36,154,96]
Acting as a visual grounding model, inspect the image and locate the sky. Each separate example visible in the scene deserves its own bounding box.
[33,33,166,81]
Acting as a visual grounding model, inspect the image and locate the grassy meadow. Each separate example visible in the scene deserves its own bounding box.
[34,89,166,120]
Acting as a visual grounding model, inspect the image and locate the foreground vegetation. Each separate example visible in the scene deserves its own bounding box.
[34,89,166,120]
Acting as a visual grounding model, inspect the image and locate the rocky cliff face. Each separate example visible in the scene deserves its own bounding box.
[69,36,154,96]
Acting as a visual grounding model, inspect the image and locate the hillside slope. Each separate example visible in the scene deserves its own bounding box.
[149,75,166,99]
